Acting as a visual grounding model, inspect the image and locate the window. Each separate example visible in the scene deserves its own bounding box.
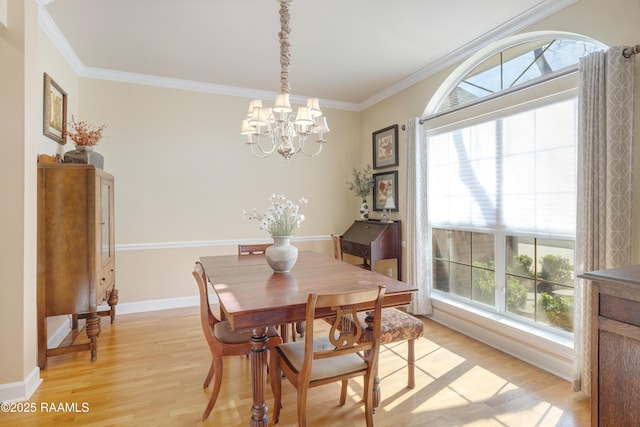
[436,36,604,114]
[425,34,605,334]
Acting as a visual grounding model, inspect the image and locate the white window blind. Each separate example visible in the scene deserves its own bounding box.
[427,94,577,236]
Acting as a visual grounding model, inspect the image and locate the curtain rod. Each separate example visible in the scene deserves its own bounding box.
[623,45,640,58]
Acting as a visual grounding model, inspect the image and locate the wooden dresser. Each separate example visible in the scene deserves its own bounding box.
[579,265,640,427]
[340,220,402,280]
[37,163,118,369]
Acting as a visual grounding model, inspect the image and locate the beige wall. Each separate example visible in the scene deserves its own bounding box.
[0,0,39,388]
[69,79,361,303]
[3,0,640,395]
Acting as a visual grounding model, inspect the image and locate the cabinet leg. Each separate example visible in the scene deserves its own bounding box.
[108,288,119,323]
[85,314,101,361]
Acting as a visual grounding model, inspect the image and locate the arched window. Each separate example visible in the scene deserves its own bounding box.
[428,32,605,115]
[424,32,605,335]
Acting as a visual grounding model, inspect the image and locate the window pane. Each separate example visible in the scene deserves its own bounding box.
[472,232,494,265]
[472,265,495,307]
[450,230,471,264]
[450,263,471,299]
[506,236,535,278]
[433,259,450,292]
[506,236,575,332]
[507,276,534,318]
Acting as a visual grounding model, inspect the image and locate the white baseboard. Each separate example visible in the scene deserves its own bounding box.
[109,295,209,315]
[47,317,72,349]
[0,367,42,403]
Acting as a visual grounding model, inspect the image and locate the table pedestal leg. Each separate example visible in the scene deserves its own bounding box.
[250,326,269,427]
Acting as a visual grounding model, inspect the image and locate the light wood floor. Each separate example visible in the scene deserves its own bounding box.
[1,307,589,427]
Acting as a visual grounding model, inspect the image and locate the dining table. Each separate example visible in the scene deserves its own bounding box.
[199,250,418,427]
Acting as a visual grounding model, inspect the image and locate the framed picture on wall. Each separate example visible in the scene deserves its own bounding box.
[372,124,398,169]
[43,73,67,145]
[372,170,398,211]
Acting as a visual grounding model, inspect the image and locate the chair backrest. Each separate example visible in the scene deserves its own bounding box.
[300,286,385,382]
[331,234,343,260]
[238,243,271,256]
[193,261,220,347]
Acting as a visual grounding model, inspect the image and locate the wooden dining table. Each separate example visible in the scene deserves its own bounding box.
[199,250,418,427]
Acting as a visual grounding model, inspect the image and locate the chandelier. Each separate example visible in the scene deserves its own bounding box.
[240,0,330,160]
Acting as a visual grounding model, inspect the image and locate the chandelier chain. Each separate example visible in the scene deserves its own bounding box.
[279,0,291,94]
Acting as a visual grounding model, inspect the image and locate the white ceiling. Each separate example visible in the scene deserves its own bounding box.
[40,0,576,110]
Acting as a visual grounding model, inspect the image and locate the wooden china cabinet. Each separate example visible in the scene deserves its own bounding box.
[37,162,118,369]
[579,265,640,426]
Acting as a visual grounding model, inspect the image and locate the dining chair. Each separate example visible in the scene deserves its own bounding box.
[238,243,301,342]
[331,233,342,260]
[193,261,282,421]
[270,286,386,427]
[330,235,424,389]
[237,243,271,255]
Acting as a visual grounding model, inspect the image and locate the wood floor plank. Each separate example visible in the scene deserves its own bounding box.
[0,307,589,426]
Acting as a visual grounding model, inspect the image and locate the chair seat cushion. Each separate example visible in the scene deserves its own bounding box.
[276,337,367,381]
[323,308,424,345]
[215,322,279,344]
[360,308,424,345]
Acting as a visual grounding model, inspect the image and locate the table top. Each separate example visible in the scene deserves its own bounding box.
[199,251,417,330]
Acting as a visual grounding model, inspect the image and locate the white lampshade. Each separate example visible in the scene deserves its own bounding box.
[306,97,322,117]
[247,99,262,116]
[240,118,253,135]
[249,107,270,127]
[273,93,292,113]
[313,116,330,134]
[294,106,314,126]
[384,196,396,210]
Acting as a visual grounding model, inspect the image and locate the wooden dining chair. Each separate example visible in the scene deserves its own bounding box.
[330,235,423,390]
[193,261,282,421]
[270,286,386,427]
[237,243,271,255]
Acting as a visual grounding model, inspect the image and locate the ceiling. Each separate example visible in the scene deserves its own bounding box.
[40,0,576,110]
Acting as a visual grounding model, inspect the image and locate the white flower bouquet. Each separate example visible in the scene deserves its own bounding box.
[243,194,308,236]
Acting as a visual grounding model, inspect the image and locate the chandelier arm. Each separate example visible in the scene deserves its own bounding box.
[300,141,325,158]
[251,135,278,156]
[250,140,277,158]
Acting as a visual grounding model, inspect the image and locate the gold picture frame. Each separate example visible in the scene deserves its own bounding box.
[43,73,67,145]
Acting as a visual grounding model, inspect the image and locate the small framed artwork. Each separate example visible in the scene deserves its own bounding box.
[372,170,398,211]
[372,124,398,169]
[43,73,67,145]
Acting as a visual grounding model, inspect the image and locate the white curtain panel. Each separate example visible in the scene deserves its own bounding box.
[405,118,432,315]
[573,46,635,394]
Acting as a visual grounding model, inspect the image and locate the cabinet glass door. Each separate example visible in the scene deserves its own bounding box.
[101,180,111,265]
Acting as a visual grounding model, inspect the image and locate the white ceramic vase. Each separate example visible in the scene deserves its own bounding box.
[265,236,298,273]
[359,199,369,219]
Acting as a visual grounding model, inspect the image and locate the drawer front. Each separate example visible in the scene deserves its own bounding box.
[600,293,640,327]
[341,241,370,258]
